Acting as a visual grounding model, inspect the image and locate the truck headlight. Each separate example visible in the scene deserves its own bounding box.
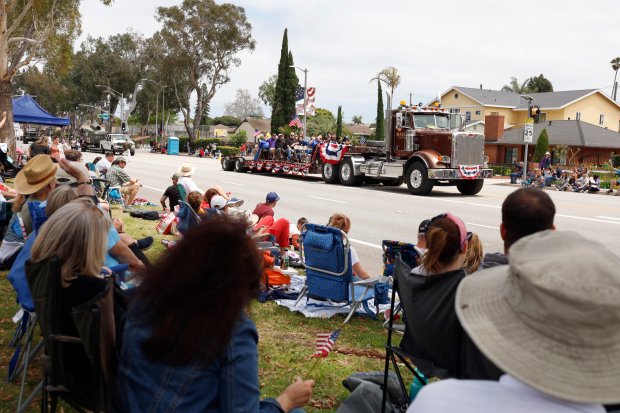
[438,155,451,164]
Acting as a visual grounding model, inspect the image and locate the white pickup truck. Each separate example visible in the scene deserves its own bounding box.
[99,134,135,155]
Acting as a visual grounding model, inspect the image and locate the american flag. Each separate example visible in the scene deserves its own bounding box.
[295,85,305,102]
[289,114,302,128]
[312,329,340,358]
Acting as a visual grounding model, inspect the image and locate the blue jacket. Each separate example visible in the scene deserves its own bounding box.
[116,310,285,413]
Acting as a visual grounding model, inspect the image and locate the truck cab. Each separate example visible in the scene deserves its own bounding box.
[102,134,135,156]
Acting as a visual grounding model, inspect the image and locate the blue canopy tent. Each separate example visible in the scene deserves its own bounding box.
[12,95,70,126]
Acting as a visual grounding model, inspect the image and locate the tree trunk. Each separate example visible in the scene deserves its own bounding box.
[0,78,16,158]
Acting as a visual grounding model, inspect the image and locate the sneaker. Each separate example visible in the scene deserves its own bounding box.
[136,236,154,251]
[607,189,613,194]
[227,198,244,208]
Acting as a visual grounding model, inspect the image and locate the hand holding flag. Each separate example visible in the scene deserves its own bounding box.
[289,114,302,128]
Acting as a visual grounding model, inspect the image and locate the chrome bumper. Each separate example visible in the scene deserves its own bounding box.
[428,168,493,180]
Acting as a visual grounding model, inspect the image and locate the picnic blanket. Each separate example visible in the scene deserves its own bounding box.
[275,275,391,319]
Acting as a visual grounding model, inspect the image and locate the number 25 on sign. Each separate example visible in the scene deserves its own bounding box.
[523,119,534,143]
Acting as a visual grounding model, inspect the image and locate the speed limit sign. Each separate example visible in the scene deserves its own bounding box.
[524,121,534,143]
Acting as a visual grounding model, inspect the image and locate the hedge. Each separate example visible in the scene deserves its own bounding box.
[491,166,513,176]
[177,138,224,152]
[218,146,240,156]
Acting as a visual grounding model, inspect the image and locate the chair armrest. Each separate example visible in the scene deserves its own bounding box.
[353,278,380,287]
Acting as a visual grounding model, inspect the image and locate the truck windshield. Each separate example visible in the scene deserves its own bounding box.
[413,114,450,130]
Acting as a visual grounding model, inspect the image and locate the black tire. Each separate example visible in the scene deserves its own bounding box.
[235,158,246,172]
[381,177,403,187]
[457,179,484,195]
[100,146,105,154]
[339,158,363,186]
[130,150,135,156]
[405,162,433,195]
[221,158,234,171]
[322,162,340,184]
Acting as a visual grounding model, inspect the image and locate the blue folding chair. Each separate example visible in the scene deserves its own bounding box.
[107,186,126,209]
[294,223,383,323]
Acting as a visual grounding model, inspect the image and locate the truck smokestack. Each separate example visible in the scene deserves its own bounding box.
[480,84,482,90]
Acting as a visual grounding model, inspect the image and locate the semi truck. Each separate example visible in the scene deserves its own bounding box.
[222,103,493,195]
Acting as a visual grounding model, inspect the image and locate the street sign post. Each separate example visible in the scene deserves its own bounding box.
[523,117,534,180]
[97,113,110,120]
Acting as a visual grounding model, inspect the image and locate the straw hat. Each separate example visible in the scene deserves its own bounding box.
[14,155,58,195]
[456,230,620,404]
[178,163,195,177]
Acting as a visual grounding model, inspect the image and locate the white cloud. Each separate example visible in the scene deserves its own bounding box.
[79,0,620,123]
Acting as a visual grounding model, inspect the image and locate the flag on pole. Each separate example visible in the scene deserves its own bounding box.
[289,114,302,128]
[312,329,340,358]
[295,85,306,102]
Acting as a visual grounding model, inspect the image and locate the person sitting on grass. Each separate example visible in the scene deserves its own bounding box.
[290,217,308,251]
[463,233,483,274]
[115,217,315,412]
[106,156,141,206]
[327,213,375,280]
[587,174,600,193]
[509,161,524,184]
[187,190,205,215]
[160,173,185,212]
[574,171,590,192]
[96,152,115,176]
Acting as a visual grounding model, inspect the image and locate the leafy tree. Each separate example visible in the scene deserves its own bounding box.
[306,107,336,136]
[501,77,530,93]
[375,81,385,141]
[209,116,242,127]
[229,130,247,147]
[336,106,343,138]
[611,57,620,101]
[271,29,298,133]
[258,74,277,109]
[0,0,113,153]
[156,0,255,141]
[527,74,553,93]
[351,115,363,125]
[371,66,400,106]
[224,89,264,119]
[533,128,550,162]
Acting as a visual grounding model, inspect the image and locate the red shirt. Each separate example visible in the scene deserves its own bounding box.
[252,203,274,220]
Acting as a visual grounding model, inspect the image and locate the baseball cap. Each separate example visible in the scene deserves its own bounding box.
[418,219,431,234]
[266,192,280,202]
[115,156,127,163]
[210,195,227,210]
[171,172,181,180]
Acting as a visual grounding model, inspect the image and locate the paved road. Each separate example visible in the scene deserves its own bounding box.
[80,149,620,275]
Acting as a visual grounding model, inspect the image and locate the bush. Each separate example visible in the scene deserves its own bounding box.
[491,166,513,176]
[230,130,247,148]
[612,155,620,168]
[219,146,240,156]
[177,137,224,152]
[533,129,549,162]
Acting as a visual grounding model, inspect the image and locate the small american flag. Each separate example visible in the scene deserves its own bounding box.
[313,329,340,358]
[295,85,305,102]
[289,114,302,128]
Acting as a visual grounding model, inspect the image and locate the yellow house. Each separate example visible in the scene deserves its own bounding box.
[431,86,620,131]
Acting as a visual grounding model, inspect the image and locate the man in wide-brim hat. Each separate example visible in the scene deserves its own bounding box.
[12,155,58,236]
[408,230,620,412]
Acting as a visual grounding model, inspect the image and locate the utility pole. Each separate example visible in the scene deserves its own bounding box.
[290,65,308,140]
[521,95,535,181]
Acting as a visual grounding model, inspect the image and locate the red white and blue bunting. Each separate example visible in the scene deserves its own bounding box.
[458,165,481,180]
[320,143,348,165]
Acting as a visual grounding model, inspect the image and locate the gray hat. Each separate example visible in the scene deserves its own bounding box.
[115,156,127,163]
[171,172,181,180]
[456,230,620,404]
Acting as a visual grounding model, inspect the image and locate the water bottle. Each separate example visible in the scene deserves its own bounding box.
[408,368,426,401]
[281,249,289,270]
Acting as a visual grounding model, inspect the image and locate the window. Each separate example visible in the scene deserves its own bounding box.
[491,111,499,116]
[599,114,605,125]
[466,111,471,121]
[475,110,481,116]
[505,147,518,164]
[449,108,460,114]
[454,93,459,99]
[575,112,581,121]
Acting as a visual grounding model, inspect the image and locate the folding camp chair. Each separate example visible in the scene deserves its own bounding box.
[175,201,202,235]
[381,256,501,412]
[91,178,110,201]
[26,257,118,413]
[294,223,382,323]
[106,186,126,210]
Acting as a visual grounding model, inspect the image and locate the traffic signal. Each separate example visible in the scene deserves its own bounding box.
[121,122,126,132]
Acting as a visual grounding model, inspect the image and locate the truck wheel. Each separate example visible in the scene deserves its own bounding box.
[339,159,363,186]
[130,150,135,156]
[235,158,245,172]
[322,163,340,184]
[457,180,484,195]
[221,158,234,171]
[405,162,433,195]
[101,147,105,154]
[381,177,403,187]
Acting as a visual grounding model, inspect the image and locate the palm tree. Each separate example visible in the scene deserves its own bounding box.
[610,57,620,101]
[370,66,401,105]
[501,76,531,94]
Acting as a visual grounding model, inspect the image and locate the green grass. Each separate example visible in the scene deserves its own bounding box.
[0,206,400,412]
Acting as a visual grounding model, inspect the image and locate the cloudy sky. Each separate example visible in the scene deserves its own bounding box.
[79,0,620,123]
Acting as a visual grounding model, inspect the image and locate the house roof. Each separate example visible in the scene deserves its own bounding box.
[443,87,618,111]
[488,120,620,149]
[210,124,236,133]
[238,118,271,133]
[347,124,374,135]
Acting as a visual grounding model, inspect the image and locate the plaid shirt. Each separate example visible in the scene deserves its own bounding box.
[107,165,131,188]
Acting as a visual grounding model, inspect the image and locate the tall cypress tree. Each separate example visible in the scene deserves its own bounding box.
[287,51,300,126]
[271,28,290,133]
[336,106,343,138]
[375,81,385,141]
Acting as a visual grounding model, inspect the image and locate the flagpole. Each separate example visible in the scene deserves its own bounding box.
[302,68,308,140]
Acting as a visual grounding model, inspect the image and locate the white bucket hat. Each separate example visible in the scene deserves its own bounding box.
[178,163,195,177]
[456,230,620,404]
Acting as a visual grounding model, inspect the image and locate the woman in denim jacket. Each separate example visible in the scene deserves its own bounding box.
[116,217,314,412]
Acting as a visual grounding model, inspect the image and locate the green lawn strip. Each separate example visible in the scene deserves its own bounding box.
[0,208,402,412]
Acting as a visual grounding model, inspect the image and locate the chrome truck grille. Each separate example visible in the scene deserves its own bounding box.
[452,133,485,166]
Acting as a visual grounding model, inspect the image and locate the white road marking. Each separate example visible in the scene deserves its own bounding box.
[429,198,501,209]
[557,214,620,225]
[349,238,382,249]
[142,185,164,193]
[466,222,500,230]
[222,181,244,186]
[596,216,620,221]
[308,196,347,204]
